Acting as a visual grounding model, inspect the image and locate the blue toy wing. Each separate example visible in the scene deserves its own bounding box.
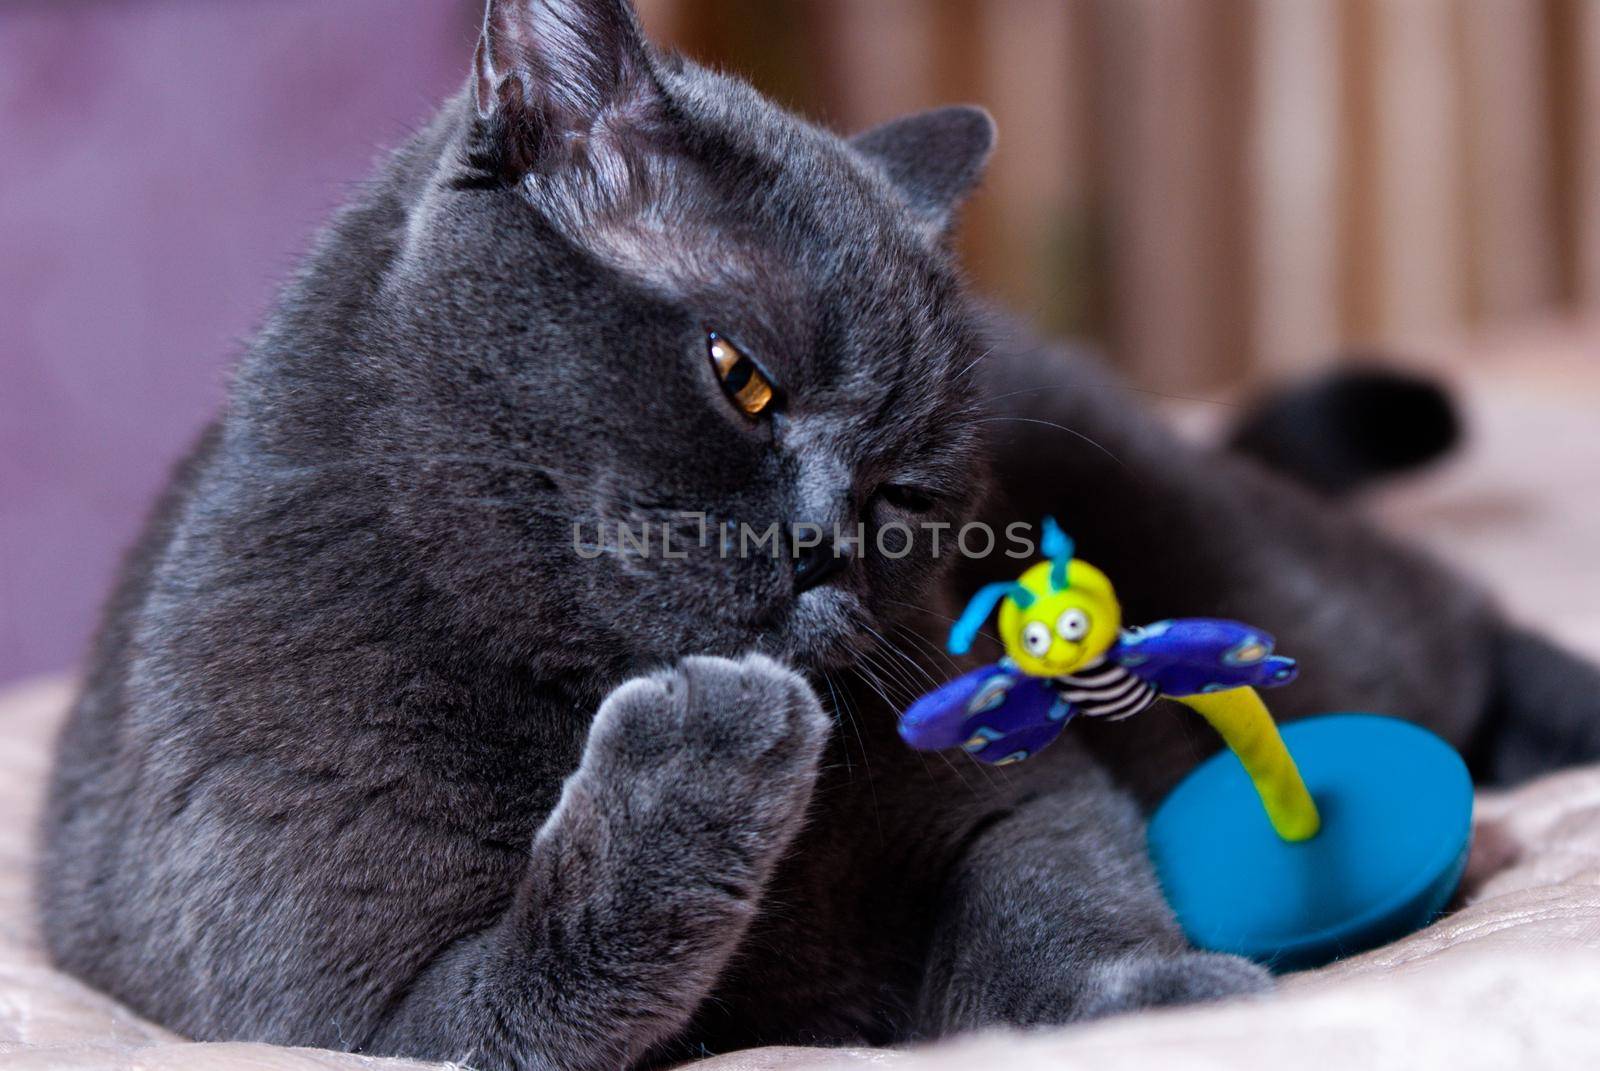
[1112,618,1298,697]
[899,663,1075,764]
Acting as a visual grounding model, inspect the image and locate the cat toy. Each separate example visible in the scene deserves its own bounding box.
[900,519,1473,970]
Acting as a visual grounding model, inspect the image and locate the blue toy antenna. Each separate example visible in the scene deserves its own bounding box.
[948,582,1027,655]
[1040,516,1075,590]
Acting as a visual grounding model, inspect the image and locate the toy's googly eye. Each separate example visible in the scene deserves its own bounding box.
[1021,621,1052,657]
[1057,608,1090,642]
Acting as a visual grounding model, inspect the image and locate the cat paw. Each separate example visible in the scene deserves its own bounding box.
[584,653,830,841]
[1078,950,1272,1019]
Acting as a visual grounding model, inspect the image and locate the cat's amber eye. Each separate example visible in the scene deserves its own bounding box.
[707,332,776,418]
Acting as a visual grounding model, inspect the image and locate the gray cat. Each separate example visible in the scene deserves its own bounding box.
[38,2,1600,1069]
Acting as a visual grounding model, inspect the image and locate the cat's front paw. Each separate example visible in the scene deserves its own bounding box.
[1078,950,1272,1020]
[585,653,831,845]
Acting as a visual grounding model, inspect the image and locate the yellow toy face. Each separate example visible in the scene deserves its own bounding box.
[997,559,1122,677]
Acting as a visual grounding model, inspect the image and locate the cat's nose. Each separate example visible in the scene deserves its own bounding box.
[791,530,852,594]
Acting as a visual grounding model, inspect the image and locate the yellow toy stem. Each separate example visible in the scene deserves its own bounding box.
[1174,688,1321,842]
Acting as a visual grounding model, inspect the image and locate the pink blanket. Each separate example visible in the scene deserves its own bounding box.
[4,675,1598,1070]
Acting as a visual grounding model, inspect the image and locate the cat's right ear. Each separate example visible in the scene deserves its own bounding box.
[850,106,996,236]
[472,0,658,174]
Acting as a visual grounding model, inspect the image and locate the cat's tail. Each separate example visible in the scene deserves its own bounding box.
[1472,626,1600,784]
[1229,364,1461,495]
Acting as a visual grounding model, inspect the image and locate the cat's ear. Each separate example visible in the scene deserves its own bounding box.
[850,106,996,233]
[472,0,658,168]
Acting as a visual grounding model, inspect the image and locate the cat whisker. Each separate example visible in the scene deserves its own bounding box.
[861,624,941,697]
[950,343,999,386]
[981,382,1084,406]
[878,598,1004,653]
[856,660,985,794]
[823,669,885,845]
[857,648,919,706]
[1116,384,1243,409]
[887,620,964,678]
[856,630,1001,794]
[970,416,1126,468]
[876,599,959,625]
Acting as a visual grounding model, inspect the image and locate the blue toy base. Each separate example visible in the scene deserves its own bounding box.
[1148,713,1472,972]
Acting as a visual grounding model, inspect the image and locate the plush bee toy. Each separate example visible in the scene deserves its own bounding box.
[900,518,1318,841]
[901,519,1478,970]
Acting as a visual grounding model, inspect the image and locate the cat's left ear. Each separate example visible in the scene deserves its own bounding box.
[850,106,996,233]
[472,0,660,174]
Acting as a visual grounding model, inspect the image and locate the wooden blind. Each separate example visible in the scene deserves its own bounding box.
[636,0,1600,390]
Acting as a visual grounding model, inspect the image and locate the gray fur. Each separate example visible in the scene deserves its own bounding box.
[38,1,1600,1068]
[851,105,996,233]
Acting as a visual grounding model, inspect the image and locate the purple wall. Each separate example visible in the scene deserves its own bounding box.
[1,0,475,684]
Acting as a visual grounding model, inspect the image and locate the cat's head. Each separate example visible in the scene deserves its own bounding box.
[287,0,998,672]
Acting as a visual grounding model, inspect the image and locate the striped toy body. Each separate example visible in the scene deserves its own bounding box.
[899,619,1298,766]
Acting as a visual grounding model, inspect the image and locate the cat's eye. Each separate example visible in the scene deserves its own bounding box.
[707,332,776,418]
[879,483,939,513]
